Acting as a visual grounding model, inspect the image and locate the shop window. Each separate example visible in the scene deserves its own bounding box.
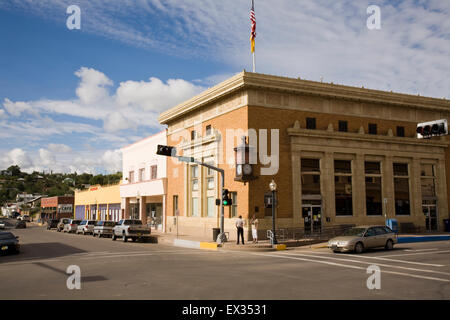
[306,117,316,130]
[338,120,348,132]
[230,192,237,218]
[421,164,436,198]
[191,197,199,216]
[334,160,352,216]
[397,126,405,137]
[207,197,215,217]
[301,159,321,196]
[368,123,377,135]
[365,162,382,216]
[394,163,410,215]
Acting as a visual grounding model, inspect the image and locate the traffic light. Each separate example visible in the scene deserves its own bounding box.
[416,119,448,139]
[222,189,232,206]
[156,145,177,157]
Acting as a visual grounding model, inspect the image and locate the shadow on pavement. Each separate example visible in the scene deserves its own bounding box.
[33,262,108,283]
[0,242,87,263]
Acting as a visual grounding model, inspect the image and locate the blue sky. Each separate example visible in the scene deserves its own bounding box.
[0,0,449,174]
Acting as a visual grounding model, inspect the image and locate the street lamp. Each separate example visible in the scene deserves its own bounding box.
[269,179,278,245]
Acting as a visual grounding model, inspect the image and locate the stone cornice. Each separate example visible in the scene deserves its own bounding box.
[159,71,450,124]
[287,126,449,149]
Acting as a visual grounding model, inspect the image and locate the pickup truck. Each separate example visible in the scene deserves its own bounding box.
[112,219,151,242]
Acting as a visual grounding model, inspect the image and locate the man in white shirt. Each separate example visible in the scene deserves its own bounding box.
[236,215,245,245]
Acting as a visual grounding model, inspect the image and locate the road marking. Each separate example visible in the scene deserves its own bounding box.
[248,252,450,283]
[404,248,438,252]
[279,252,450,276]
[377,250,450,258]
[331,253,445,267]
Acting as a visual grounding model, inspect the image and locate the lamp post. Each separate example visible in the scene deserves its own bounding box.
[269,179,278,245]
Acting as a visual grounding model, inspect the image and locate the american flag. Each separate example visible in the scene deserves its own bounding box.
[250,0,256,53]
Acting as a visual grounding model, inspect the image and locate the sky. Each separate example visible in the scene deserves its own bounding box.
[0,0,449,174]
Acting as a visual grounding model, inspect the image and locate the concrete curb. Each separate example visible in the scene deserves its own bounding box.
[173,239,218,250]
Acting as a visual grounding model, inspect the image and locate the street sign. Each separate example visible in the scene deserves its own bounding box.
[177,156,194,163]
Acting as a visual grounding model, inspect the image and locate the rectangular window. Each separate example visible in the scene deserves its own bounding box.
[368,123,377,135]
[151,165,157,180]
[421,164,436,198]
[306,117,316,130]
[191,198,199,217]
[365,161,382,216]
[301,159,321,196]
[397,126,405,137]
[173,195,179,216]
[207,197,215,217]
[139,168,145,182]
[394,163,410,215]
[205,125,212,136]
[128,171,134,183]
[230,192,237,218]
[338,120,348,132]
[334,160,352,216]
[191,165,199,191]
[191,130,197,140]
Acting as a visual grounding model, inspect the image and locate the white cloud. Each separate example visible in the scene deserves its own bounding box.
[75,67,113,105]
[2,67,204,133]
[0,148,33,170]
[0,109,5,118]
[0,147,123,175]
[48,143,72,153]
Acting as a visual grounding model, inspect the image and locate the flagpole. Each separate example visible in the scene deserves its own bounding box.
[252,51,255,73]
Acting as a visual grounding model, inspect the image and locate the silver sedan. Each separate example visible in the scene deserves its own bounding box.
[328,225,398,254]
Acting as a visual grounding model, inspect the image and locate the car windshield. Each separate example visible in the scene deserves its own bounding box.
[0,233,14,240]
[132,220,142,225]
[341,228,367,237]
[73,220,81,224]
[88,221,96,225]
[104,221,115,227]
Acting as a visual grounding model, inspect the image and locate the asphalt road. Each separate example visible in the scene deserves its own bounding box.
[1,224,449,299]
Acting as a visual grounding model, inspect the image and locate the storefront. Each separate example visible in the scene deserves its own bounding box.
[74,184,122,222]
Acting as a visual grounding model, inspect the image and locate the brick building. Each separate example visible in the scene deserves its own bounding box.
[40,196,74,221]
[158,72,450,239]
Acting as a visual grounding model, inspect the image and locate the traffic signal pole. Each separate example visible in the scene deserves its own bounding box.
[191,159,227,244]
[156,145,228,244]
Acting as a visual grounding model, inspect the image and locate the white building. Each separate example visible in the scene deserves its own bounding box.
[120,130,168,231]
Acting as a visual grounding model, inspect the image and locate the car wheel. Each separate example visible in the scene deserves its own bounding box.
[82,230,86,235]
[132,238,137,242]
[385,239,394,250]
[122,234,127,242]
[112,233,116,241]
[354,242,364,254]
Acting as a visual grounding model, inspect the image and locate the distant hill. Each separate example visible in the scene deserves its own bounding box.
[0,165,122,206]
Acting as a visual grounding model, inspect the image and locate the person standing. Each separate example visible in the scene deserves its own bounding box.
[236,215,245,245]
[251,214,259,243]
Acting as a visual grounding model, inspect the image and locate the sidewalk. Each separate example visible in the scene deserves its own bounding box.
[151,230,326,251]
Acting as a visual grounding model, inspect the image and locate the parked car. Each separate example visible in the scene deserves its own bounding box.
[63,219,82,233]
[47,219,59,230]
[0,232,20,254]
[0,222,5,229]
[21,215,30,222]
[328,225,398,254]
[57,218,71,232]
[15,220,26,229]
[112,219,151,242]
[76,220,97,235]
[93,221,116,238]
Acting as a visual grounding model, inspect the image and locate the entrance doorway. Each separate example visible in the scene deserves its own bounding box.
[422,201,438,231]
[302,204,322,233]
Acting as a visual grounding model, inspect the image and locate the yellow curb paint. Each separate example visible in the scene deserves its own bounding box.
[200,242,218,250]
[274,244,286,250]
[313,245,328,249]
